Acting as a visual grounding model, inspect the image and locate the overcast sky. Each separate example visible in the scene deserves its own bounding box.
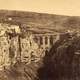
[0,0,80,16]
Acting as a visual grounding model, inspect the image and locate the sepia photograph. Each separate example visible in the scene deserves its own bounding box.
[0,0,80,80]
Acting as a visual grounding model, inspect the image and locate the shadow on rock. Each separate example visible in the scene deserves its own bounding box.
[38,34,80,80]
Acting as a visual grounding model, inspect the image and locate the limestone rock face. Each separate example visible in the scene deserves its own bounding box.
[0,23,21,69]
[21,34,39,63]
[0,23,41,69]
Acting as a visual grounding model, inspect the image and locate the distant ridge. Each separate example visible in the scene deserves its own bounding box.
[0,10,80,33]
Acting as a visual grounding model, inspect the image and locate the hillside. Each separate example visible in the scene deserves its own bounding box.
[0,10,80,34]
